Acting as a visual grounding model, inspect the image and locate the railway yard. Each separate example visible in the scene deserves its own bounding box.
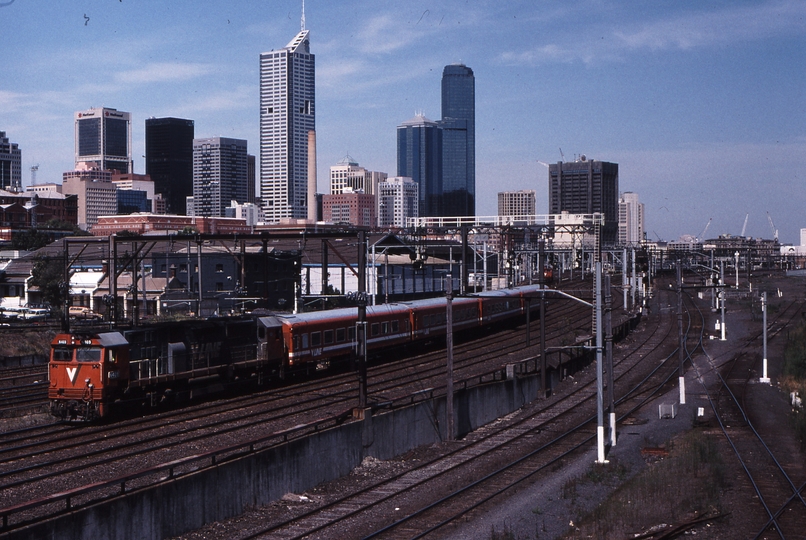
[0,271,805,539]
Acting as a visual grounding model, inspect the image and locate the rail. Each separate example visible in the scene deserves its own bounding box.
[0,310,638,532]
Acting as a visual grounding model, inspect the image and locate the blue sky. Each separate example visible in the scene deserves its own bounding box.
[2,0,804,243]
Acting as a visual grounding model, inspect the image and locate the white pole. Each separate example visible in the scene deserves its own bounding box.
[760,291,770,383]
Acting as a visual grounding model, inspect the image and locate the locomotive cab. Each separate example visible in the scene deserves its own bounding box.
[49,332,130,420]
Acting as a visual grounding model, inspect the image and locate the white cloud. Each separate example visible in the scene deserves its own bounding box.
[115,62,214,84]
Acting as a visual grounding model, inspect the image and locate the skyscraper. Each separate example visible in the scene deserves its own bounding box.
[329,156,387,195]
[397,113,442,217]
[618,192,645,245]
[74,107,132,173]
[549,157,619,244]
[145,117,194,215]
[259,23,315,223]
[378,177,418,228]
[0,131,21,193]
[192,137,249,217]
[439,63,475,216]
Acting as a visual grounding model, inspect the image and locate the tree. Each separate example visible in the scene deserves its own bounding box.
[11,230,51,251]
[30,254,67,311]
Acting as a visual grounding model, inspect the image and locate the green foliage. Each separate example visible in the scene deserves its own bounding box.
[11,229,51,251]
[784,322,806,379]
[31,254,67,310]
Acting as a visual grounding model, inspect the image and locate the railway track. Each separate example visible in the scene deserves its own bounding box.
[0,279,625,530]
[689,291,806,539]
[205,279,688,539]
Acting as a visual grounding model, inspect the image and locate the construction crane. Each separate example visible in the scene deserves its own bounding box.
[536,160,550,168]
[740,213,749,237]
[698,218,712,242]
[766,212,778,241]
[559,148,565,161]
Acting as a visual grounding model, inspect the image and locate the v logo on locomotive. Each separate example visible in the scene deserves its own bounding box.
[66,366,79,385]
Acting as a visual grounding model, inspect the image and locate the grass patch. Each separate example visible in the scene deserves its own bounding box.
[565,431,727,539]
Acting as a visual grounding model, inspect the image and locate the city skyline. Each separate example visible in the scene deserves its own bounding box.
[1,1,804,241]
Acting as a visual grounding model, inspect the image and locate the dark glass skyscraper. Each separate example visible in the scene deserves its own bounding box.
[75,107,132,174]
[439,64,475,216]
[397,114,442,217]
[145,117,194,215]
[549,158,619,244]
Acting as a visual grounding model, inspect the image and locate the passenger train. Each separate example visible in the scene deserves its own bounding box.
[48,284,547,420]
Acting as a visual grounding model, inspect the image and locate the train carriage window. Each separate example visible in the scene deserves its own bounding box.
[302,334,309,348]
[258,327,266,340]
[324,330,334,344]
[336,328,345,342]
[382,322,389,334]
[76,347,101,363]
[310,332,321,347]
[391,320,399,332]
[348,326,356,341]
[53,347,72,361]
[371,323,379,336]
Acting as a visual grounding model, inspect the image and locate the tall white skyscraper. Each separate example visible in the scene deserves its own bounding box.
[618,192,645,245]
[259,19,315,223]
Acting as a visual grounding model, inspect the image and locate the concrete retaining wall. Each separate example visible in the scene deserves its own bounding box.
[5,370,547,539]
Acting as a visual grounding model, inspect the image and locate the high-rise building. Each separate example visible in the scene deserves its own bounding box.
[74,107,132,173]
[329,155,387,195]
[192,137,249,218]
[618,192,645,245]
[498,190,536,217]
[378,177,418,229]
[145,117,194,215]
[260,24,315,222]
[439,64,475,217]
[0,131,22,193]
[549,157,619,244]
[397,113,441,217]
[322,189,376,228]
[62,164,118,229]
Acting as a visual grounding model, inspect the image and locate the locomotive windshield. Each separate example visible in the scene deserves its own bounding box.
[76,347,102,363]
[53,347,72,361]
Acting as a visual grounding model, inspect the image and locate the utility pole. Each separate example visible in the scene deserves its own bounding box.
[720,260,726,341]
[539,238,547,398]
[605,273,615,446]
[677,261,686,405]
[760,291,770,383]
[595,261,607,463]
[445,274,454,440]
[357,231,368,410]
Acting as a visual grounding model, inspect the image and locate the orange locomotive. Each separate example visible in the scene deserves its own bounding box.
[49,285,547,420]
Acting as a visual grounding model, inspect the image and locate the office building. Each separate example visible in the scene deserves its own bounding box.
[259,25,315,222]
[378,177,418,229]
[397,113,441,217]
[192,137,249,218]
[322,189,376,228]
[439,64,475,216]
[549,157,619,244]
[330,155,387,195]
[618,192,645,245]
[74,107,132,173]
[0,131,22,193]
[498,190,536,217]
[145,117,194,215]
[117,189,150,214]
[225,200,263,227]
[62,164,118,229]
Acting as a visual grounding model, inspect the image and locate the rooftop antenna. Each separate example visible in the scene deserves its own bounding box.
[301,0,305,31]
